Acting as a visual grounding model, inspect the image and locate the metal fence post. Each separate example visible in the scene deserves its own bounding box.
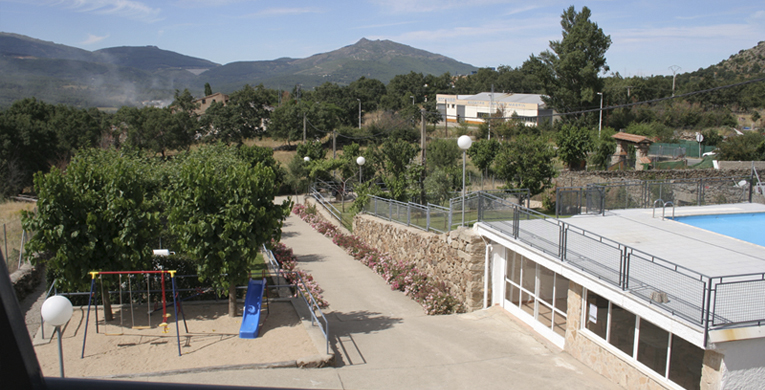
[407,204,411,226]
[426,204,431,231]
[448,202,453,232]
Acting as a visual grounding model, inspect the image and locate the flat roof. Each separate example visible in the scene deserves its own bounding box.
[452,93,546,106]
[564,203,765,277]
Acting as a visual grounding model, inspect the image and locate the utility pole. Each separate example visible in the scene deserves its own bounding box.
[357,99,362,129]
[303,112,306,142]
[669,65,681,97]
[597,92,603,138]
[420,109,427,205]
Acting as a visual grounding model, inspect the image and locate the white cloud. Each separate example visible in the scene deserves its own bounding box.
[241,7,323,18]
[613,23,759,43]
[81,33,109,44]
[369,0,534,14]
[52,0,162,22]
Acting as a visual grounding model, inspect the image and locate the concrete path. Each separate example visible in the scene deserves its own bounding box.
[140,206,621,389]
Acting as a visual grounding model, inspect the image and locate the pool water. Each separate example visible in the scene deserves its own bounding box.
[673,213,765,247]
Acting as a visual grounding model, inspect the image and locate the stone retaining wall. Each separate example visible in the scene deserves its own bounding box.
[553,168,753,189]
[353,214,486,312]
[10,263,44,301]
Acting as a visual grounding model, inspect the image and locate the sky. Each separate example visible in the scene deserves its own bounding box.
[1,0,763,78]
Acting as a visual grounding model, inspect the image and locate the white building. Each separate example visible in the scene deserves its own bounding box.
[436,92,553,126]
[474,202,765,390]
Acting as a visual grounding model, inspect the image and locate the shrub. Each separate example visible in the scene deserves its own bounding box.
[293,206,464,315]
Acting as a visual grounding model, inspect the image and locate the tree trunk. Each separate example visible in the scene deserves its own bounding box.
[100,281,113,321]
[228,283,238,317]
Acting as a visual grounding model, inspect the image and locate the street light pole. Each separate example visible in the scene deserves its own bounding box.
[410,95,415,105]
[597,92,603,138]
[357,98,361,129]
[458,135,473,227]
[356,156,365,183]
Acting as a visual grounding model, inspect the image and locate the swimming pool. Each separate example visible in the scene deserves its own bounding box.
[673,213,765,247]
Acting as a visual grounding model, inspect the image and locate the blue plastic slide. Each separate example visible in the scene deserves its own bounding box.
[239,279,265,339]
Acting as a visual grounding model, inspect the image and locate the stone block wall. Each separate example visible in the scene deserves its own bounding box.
[554,168,753,189]
[353,214,486,312]
[564,281,722,390]
[564,281,669,389]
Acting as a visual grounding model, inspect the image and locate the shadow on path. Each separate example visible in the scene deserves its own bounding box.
[329,310,402,367]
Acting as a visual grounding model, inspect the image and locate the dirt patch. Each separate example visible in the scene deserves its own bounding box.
[32,300,318,378]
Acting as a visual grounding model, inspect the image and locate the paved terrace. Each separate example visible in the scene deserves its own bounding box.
[142,205,620,389]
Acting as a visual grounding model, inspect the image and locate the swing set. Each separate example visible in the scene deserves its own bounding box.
[80,270,184,358]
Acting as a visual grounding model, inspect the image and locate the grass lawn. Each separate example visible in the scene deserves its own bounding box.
[0,200,35,273]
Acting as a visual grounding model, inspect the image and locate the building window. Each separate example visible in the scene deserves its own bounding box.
[637,318,669,376]
[505,252,569,337]
[582,290,703,390]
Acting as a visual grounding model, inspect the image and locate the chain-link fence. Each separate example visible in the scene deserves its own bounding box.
[363,189,531,233]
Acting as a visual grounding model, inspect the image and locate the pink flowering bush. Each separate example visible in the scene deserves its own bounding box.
[292,203,464,315]
[270,240,328,308]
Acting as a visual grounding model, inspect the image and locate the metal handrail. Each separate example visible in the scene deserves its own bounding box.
[261,244,330,355]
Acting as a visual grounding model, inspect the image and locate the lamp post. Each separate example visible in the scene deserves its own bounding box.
[303,156,310,195]
[357,99,362,129]
[410,95,415,105]
[597,92,603,138]
[458,135,472,226]
[41,295,73,377]
[356,156,365,183]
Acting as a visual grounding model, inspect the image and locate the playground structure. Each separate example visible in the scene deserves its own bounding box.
[79,270,272,358]
[239,278,266,339]
[81,270,182,357]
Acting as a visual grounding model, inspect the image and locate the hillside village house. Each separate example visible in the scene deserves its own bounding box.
[194,92,229,115]
[436,92,553,126]
[474,202,765,390]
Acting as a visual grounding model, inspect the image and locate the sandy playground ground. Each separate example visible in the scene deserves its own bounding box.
[32,299,321,378]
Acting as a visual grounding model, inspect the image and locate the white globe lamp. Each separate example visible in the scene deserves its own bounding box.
[41,295,73,327]
[356,156,366,182]
[41,295,73,377]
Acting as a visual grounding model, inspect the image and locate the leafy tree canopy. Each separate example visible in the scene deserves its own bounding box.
[495,135,557,195]
[555,124,593,170]
[525,6,611,122]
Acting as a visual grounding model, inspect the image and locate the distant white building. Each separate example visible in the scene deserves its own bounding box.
[436,92,553,126]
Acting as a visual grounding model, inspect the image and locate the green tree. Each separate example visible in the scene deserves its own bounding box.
[589,127,617,170]
[22,149,162,318]
[228,84,274,139]
[204,83,213,96]
[495,135,557,195]
[555,124,592,170]
[467,138,501,187]
[296,140,326,161]
[164,145,290,316]
[370,138,420,201]
[525,6,611,121]
[426,138,460,173]
[717,132,765,161]
[0,98,58,197]
[700,129,723,147]
[198,101,250,145]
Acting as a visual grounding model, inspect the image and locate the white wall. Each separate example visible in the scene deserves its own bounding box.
[715,338,765,389]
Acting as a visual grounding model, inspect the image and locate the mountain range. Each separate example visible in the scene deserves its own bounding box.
[0,33,477,108]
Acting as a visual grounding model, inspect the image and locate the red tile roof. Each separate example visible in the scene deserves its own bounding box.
[612,132,653,144]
